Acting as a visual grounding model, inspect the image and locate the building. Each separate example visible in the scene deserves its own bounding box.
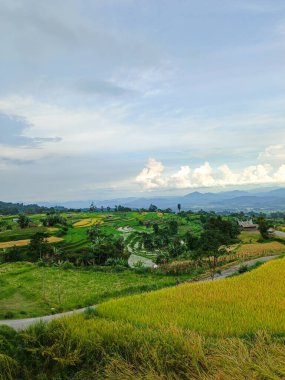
[238,219,259,230]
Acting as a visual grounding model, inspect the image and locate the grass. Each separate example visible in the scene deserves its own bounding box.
[0,262,196,319]
[97,257,285,336]
[2,312,285,379]
[238,230,261,243]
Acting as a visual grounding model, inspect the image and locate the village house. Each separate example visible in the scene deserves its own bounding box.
[238,219,259,230]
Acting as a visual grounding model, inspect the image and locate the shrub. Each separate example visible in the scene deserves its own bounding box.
[3,312,14,320]
[83,307,97,320]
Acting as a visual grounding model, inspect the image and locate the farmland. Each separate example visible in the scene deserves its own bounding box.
[1,210,285,319]
[2,209,285,379]
[2,257,285,379]
[97,257,285,336]
[0,262,195,319]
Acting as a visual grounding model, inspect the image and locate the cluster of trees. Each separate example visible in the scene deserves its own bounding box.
[0,201,66,215]
[139,215,240,278]
[86,225,127,265]
[41,214,67,227]
[17,214,31,229]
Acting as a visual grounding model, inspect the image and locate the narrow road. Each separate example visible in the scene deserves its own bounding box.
[0,255,279,331]
[274,231,285,238]
[197,255,278,282]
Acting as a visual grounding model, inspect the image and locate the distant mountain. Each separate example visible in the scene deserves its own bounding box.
[37,188,285,212]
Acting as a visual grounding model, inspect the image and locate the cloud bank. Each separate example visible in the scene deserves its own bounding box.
[136,159,285,190]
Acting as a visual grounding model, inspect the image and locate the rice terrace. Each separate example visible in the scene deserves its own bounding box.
[1,201,285,379]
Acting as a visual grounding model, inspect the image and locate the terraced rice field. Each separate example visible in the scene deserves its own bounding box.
[73,218,104,228]
[97,257,285,336]
[237,241,285,258]
[0,236,63,249]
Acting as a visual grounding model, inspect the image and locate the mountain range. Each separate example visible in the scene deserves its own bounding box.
[38,188,285,212]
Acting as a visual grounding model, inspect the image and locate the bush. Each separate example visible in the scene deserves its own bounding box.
[3,311,14,319]
[60,261,75,270]
[83,307,97,320]
[105,258,128,267]
[238,264,248,274]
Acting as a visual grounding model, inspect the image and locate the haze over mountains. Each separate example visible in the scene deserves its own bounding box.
[39,188,285,212]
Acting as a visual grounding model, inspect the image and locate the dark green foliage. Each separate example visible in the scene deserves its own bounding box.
[29,232,51,261]
[1,246,27,263]
[0,201,51,215]
[148,204,158,212]
[184,231,199,251]
[257,217,270,239]
[204,215,240,242]
[42,214,67,227]
[17,214,30,229]
[168,220,178,235]
[152,223,159,234]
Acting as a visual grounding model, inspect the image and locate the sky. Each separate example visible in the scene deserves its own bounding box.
[0,0,285,202]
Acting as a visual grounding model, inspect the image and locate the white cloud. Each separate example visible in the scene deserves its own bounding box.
[259,144,285,163]
[135,158,167,189]
[136,159,285,190]
[170,166,192,188]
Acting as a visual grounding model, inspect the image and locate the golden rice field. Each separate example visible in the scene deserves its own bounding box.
[0,236,63,249]
[73,218,104,228]
[97,257,285,336]
[237,241,285,258]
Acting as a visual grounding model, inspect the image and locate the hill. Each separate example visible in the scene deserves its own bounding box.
[39,187,285,212]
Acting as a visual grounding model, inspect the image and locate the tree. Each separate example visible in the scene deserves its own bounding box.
[141,232,154,250]
[177,203,181,213]
[42,214,67,227]
[17,214,30,229]
[153,223,159,234]
[168,220,178,235]
[149,204,158,212]
[87,224,103,244]
[89,202,96,212]
[204,216,239,242]
[257,217,270,239]
[184,231,199,251]
[198,230,227,280]
[29,232,50,261]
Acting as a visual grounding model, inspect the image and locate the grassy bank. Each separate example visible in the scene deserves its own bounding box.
[0,262,196,319]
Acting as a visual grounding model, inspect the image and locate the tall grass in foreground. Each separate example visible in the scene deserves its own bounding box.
[1,316,285,379]
[97,257,285,336]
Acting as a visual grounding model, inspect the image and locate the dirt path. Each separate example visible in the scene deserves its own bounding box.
[0,255,279,331]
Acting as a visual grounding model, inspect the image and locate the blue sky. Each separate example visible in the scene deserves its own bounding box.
[0,0,285,201]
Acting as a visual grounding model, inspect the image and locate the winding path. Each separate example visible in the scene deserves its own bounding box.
[0,255,279,331]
